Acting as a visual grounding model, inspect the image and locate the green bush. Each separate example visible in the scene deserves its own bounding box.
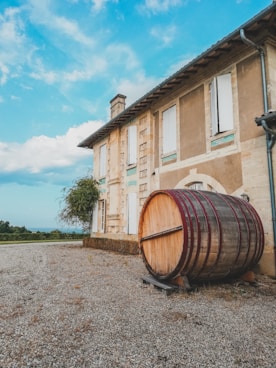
[0,232,88,242]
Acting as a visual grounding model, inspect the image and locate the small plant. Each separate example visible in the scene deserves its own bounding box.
[59,176,100,232]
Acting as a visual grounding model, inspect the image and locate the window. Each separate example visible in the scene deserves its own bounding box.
[128,125,137,165]
[92,200,106,233]
[187,181,217,192]
[99,199,106,232]
[162,105,176,154]
[188,182,204,190]
[127,192,137,235]
[210,73,234,136]
[99,144,106,177]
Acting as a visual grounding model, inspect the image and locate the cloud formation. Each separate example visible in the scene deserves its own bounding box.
[27,0,93,46]
[0,6,34,85]
[0,121,103,176]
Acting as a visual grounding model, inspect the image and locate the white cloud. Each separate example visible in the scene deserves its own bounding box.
[139,0,183,14]
[106,44,139,70]
[0,7,34,85]
[0,96,4,103]
[0,7,23,45]
[113,54,194,106]
[27,0,93,46]
[150,25,177,46]
[11,95,21,101]
[0,0,142,92]
[28,41,137,86]
[29,61,58,84]
[0,63,9,85]
[116,71,162,106]
[0,121,103,174]
[80,99,99,115]
[0,1,97,86]
[20,83,33,90]
[91,0,118,12]
[52,15,93,46]
[167,54,196,75]
[62,105,74,113]
[30,55,107,85]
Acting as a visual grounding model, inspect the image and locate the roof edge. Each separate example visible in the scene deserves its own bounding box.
[78,2,276,149]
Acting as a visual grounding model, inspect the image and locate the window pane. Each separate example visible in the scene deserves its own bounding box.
[188,182,204,190]
[163,105,176,154]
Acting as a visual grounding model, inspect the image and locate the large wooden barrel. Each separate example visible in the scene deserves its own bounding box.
[138,189,264,282]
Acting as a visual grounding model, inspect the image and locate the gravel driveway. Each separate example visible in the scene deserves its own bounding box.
[0,242,275,368]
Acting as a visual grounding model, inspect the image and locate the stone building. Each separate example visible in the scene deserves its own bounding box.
[79,3,276,276]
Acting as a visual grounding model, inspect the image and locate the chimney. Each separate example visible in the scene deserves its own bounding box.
[110,94,126,119]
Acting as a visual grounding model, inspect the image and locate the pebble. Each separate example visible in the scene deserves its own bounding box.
[0,242,275,368]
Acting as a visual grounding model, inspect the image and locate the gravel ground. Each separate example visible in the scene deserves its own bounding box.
[0,242,275,368]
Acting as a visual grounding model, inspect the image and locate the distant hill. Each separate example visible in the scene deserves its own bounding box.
[29,227,84,234]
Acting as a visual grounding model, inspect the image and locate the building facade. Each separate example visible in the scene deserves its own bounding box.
[79,4,276,276]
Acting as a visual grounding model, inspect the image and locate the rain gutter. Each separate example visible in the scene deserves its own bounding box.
[240,29,276,248]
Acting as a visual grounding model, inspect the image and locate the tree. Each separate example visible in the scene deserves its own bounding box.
[0,221,11,233]
[59,177,100,232]
[0,221,31,234]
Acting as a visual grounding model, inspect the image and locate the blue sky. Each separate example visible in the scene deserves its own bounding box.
[0,0,272,230]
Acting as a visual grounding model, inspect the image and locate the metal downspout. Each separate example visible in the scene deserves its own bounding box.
[240,29,276,249]
[262,120,276,247]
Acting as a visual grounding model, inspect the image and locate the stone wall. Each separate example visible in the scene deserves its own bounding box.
[83,237,140,255]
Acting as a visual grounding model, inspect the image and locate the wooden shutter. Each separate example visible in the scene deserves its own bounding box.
[99,199,106,233]
[92,201,98,233]
[154,112,160,168]
[128,125,137,165]
[217,73,234,132]
[210,79,219,136]
[128,192,137,235]
[99,144,106,177]
[162,105,176,154]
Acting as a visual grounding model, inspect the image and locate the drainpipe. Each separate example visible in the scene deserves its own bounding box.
[240,29,276,249]
[240,29,268,112]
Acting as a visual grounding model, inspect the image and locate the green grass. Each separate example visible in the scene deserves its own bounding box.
[0,238,84,245]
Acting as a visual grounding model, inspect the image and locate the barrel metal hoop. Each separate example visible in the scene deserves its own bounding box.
[166,189,191,279]
[193,190,222,279]
[181,190,206,275]
[180,190,204,275]
[237,197,264,265]
[138,191,164,279]
[217,193,243,275]
[227,195,252,271]
[170,190,196,266]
